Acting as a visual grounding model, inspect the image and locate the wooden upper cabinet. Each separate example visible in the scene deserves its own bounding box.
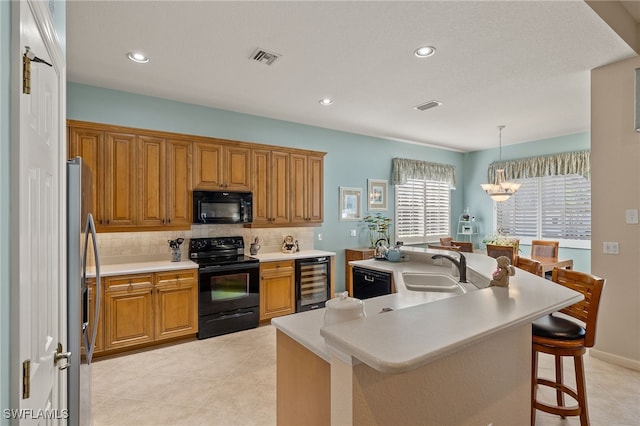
[138,135,166,227]
[104,132,137,228]
[139,137,192,227]
[67,126,105,227]
[166,139,192,227]
[193,141,250,191]
[290,153,324,224]
[251,149,290,226]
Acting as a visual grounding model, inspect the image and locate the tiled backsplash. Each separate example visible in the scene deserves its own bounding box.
[94,225,316,264]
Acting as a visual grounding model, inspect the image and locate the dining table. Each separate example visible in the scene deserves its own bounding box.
[531,256,574,274]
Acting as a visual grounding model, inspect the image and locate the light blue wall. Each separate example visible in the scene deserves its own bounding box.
[67,83,466,291]
[464,132,592,272]
[1,1,11,421]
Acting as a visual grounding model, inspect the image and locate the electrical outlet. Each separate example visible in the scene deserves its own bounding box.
[603,241,619,255]
[626,209,639,224]
[350,229,357,237]
[318,233,323,241]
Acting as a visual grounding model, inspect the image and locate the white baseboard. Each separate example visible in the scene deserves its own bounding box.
[589,348,640,371]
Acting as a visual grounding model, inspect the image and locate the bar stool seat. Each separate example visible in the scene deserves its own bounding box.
[531,268,605,426]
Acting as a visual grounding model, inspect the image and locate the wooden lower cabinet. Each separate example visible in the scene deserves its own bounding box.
[104,274,155,350]
[344,248,375,296]
[260,260,295,321]
[155,270,199,341]
[99,269,198,354]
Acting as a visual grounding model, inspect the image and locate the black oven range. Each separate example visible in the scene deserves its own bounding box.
[189,236,259,339]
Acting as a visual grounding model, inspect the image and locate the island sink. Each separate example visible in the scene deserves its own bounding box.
[402,272,467,294]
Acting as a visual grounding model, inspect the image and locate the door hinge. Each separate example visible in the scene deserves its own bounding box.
[22,49,31,94]
[22,359,30,399]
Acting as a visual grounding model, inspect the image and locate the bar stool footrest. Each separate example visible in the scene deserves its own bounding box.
[535,378,582,417]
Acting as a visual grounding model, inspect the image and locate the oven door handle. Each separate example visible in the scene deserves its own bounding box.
[199,263,259,274]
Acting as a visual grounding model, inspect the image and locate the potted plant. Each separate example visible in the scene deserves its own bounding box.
[482,230,520,254]
[362,213,392,248]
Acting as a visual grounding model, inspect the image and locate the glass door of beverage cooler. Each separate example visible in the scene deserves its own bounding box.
[295,257,331,312]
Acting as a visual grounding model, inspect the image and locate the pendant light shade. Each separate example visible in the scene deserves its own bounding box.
[481,126,520,202]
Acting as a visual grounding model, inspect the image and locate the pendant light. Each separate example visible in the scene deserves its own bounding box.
[481,125,521,202]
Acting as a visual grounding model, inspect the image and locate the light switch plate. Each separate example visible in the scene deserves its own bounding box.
[603,241,619,255]
[350,229,357,237]
[625,209,639,224]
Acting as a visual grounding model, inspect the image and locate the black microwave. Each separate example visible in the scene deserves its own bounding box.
[193,191,253,224]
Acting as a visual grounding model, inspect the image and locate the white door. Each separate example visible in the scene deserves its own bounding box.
[10,0,66,423]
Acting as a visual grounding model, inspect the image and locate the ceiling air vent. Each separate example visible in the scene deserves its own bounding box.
[250,48,282,66]
[414,100,443,111]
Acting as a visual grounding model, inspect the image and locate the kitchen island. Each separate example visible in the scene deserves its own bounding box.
[271,247,583,426]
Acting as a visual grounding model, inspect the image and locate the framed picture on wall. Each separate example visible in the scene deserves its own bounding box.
[367,179,388,211]
[339,187,362,221]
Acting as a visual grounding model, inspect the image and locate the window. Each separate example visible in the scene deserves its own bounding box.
[395,179,451,244]
[496,174,591,247]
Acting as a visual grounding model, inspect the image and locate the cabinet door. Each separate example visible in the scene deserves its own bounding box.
[138,135,166,227]
[225,146,251,191]
[270,151,290,224]
[306,154,324,223]
[104,132,137,227]
[252,150,290,226]
[290,154,307,223]
[166,139,192,227]
[155,270,198,340]
[260,260,295,320]
[251,149,271,225]
[67,127,105,227]
[193,141,223,190]
[103,275,154,350]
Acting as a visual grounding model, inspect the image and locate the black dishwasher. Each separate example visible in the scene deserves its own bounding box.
[353,267,392,299]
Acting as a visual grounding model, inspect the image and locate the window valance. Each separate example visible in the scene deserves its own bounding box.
[391,158,456,188]
[487,150,590,183]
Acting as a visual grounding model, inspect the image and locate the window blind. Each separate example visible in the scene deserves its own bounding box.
[496,174,591,243]
[396,179,450,243]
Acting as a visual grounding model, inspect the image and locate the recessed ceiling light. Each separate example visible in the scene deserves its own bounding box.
[319,98,333,106]
[127,52,149,64]
[414,46,436,58]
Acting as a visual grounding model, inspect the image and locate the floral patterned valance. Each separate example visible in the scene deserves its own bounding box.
[391,158,456,188]
[487,150,590,183]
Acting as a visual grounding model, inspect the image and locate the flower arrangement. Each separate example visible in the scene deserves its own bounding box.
[482,232,520,253]
[363,213,392,248]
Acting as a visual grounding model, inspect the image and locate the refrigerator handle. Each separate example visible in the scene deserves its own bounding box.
[82,213,101,364]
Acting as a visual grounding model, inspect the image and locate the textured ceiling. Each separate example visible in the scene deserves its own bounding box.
[66,1,635,152]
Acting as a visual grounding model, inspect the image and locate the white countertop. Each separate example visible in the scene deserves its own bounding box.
[251,250,336,262]
[86,259,198,278]
[272,246,583,374]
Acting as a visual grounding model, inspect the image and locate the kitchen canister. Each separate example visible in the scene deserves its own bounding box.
[170,248,181,262]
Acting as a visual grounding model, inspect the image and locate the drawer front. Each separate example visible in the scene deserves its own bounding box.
[261,260,295,272]
[156,269,198,286]
[105,274,153,292]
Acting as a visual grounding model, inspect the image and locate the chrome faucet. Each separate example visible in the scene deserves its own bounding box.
[431,252,468,283]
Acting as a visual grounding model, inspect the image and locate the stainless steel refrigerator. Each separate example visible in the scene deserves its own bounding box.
[67,157,101,426]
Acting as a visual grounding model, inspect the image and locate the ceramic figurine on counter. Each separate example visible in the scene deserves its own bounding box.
[490,255,516,287]
[282,235,296,253]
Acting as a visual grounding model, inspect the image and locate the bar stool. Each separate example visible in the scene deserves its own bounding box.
[531,268,605,426]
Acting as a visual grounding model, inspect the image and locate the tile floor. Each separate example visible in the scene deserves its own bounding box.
[92,325,640,426]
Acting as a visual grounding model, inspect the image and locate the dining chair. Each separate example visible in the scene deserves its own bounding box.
[531,268,606,426]
[531,240,559,259]
[514,256,543,277]
[451,241,473,253]
[485,244,516,264]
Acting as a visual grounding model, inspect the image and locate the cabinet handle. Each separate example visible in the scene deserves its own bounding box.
[128,281,133,291]
[168,219,171,224]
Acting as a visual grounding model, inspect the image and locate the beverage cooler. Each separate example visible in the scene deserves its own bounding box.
[295,257,331,312]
